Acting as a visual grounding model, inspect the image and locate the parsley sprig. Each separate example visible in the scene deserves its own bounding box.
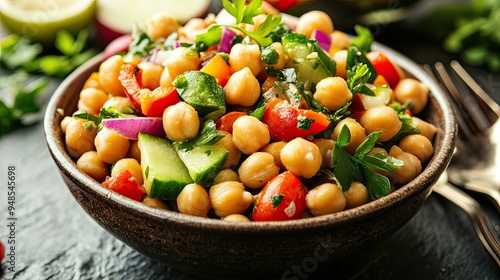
[331,125,404,200]
[196,0,282,49]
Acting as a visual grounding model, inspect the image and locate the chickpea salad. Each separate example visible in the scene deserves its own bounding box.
[60,0,437,222]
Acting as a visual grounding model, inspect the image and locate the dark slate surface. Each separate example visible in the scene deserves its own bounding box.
[1,1,499,279]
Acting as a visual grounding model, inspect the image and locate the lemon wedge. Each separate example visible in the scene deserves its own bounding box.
[0,0,95,45]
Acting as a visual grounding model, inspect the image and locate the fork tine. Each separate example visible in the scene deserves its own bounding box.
[450,60,500,122]
[425,63,476,140]
[434,62,492,136]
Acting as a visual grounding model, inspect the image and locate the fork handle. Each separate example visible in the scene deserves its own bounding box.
[433,182,500,267]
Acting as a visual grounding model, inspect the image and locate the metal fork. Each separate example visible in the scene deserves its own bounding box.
[423,61,500,266]
[433,61,500,212]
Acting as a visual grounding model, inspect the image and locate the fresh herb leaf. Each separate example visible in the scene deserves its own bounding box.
[0,30,96,77]
[346,45,377,83]
[361,165,391,200]
[297,117,314,130]
[331,125,402,198]
[196,0,281,47]
[346,63,375,95]
[261,44,279,64]
[351,25,374,53]
[175,119,226,151]
[271,193,285,208]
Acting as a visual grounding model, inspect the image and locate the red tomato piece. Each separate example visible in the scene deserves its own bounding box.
[262,98,330,141]
[252,171,307,222]
[102,170,146,201]
[118,63,143,111]
[201,54,232,86]
[366,51,403,89]
[215,111,247,133]
[140,86,180,117]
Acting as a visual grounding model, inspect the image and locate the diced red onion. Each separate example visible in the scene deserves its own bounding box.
[311,29,331,52]
[101,117,165,140]
[218,27,237,53]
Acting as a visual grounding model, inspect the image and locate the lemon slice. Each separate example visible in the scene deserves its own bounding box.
[0,0,95,45]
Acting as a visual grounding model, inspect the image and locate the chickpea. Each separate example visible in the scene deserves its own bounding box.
[142,196,169,209]
[224,67,260,107]
[412,117,437,141]
[162,102,200,141]
[359,106,402,142]
[261,141,286,169]
[314,77,353,111]
[388,145,422,186]
[83,72,102,90]
[165,47,200,79]
[232,116,270,155]
[215,132,242,169]
[266,42,288,70]
[65,118,98,158]
[306,183,346,216]
[229,43,264,76]
[78,87,109,115]
[147,12,179,40]
[180,17,210,41]
[177,183,211,217]
[238,152,280,189]
[94,127,130,164]
[330,30,351,53]
[127,140,141,162]
[312,138,335,168]
[60,116,72,134]
[102,96,134,113]
[209,181,254,218]
[331,118,366,155]
[159,66,174,87]
[394,78,429,114]
[76,151,109,182]
[281,138,322,179]
[398,134,434,163]
[213,169,240,184]
[98,55,125,96]
[138,61,163,90]
[295,10,334,38]
[332,50,348,79]
[344,182,370,209]
[222,214,250,222]
[111,158,144,185]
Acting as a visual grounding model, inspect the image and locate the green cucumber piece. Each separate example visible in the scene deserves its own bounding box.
[175,144,229,186]
[138,133,193,200]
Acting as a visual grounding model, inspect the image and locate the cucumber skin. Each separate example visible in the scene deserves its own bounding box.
[138,133,193,200]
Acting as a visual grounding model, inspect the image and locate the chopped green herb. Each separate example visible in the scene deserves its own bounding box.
[297,117,314,130]
[331,125,403,200]
[175,119,226,152]
[261,45,280,64]
[271,193,285,208]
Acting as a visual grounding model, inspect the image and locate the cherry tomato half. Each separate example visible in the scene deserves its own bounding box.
[262,98,330,141]
[215,111,247,133]
[252,171,307,222]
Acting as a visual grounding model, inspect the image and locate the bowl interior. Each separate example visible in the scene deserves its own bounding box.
[44,36,457,278]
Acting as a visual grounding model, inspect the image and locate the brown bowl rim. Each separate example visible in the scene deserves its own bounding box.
[44,40,457,233]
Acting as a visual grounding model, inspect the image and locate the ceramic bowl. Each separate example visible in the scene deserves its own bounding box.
[44,40,457,279]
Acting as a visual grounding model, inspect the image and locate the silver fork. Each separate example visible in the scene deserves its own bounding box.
[424,61,500,266]
[433,61,500,212]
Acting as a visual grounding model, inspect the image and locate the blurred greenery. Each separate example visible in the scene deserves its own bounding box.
[418,0,499,72]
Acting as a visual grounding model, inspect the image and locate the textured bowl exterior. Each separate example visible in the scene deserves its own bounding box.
[44,41,457,279]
